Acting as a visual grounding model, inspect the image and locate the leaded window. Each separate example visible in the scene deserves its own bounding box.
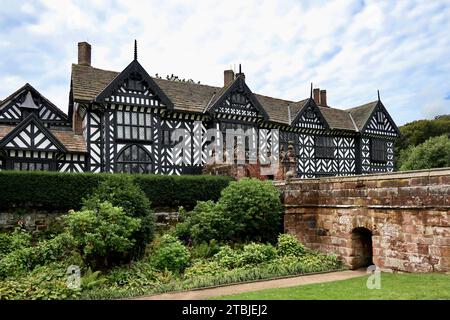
[371,139,387,162]
[116,144,153,174]
[13,161,51,171]
[315,136,335,159]
[116,110,152,141]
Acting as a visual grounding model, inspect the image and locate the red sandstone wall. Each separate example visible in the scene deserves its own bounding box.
[276,168,450,273]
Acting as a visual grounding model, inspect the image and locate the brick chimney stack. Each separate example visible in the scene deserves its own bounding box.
[320,90,327,107]
[78,42,91,66]
[224,69,234,86]
[313,88,320,104]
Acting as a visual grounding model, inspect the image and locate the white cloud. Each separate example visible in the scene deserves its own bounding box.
[0,0,449,125]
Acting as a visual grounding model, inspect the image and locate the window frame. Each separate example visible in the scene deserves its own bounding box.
[115,110,152,142]
[115,144,153,174]
[315,136,335,159]
[370,138,387,163]
[6,158,55,171]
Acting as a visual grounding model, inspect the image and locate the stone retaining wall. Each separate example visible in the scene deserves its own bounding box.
[275,168,450,272]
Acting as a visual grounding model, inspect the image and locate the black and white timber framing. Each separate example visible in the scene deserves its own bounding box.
[0,41,400,177]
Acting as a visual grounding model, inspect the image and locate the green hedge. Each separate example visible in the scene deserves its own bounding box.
[0,171,233,211]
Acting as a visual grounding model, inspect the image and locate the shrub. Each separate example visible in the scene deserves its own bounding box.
[64,201,141,268]
[175,201,233,245]
[189,240,220,260]
[277,234,306,257]
[0,228,32,259]
[218,178,283,243]
[0,232,79,280]
[0,171,232,211]
[184,260,223,278]
[150,234,190,274]
[83,175,155,258]
[0,247,35,279]
[214,245,241,269]
[238,243,277,266]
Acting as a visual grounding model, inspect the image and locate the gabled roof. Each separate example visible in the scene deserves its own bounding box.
[0,83,68,121]
[95,59,173,109]
[346,101,378,131]
[0,113,67,152]
[205,75,269,120]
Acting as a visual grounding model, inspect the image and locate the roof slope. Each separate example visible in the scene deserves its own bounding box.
[346,101,378,131]
[318,106,357,131]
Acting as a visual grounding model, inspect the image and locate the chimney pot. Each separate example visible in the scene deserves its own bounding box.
[320,90,327,107]
[224,69,234,86]
[78,42,91,66]
[313,88,320,104]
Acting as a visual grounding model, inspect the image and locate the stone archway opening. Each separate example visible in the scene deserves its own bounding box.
[350,227,373,269]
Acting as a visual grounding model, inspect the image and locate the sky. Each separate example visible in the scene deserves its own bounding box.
[0,0,449,126]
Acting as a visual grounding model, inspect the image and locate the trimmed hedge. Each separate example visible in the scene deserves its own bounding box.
[0,171,233,211]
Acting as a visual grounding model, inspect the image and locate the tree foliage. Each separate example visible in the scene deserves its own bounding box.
[398,135,450,171]
[395,114,450,169]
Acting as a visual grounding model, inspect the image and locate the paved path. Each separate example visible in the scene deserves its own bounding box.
[133,269,367,300]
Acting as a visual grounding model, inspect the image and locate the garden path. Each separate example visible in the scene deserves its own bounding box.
[132,269,367,300]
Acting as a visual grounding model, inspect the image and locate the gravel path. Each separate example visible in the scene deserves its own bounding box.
[133,269,367,300]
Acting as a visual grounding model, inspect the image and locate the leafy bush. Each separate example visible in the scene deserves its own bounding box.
[0,228,32,259]
[218,178,283,243]
[150,235,190,274]
[0,171,232,211]
[189,240,220,260]
[64,201,141,268]
[0,232,79,280]
[176,178,283,244]
[175,201,233,244]
[277,234,306,257]
[238,243,277,266]
[0,247,35,279]
[399,135,450,171]
[214,245,241,269]
[83,175,155,258]
[184,260,223,278]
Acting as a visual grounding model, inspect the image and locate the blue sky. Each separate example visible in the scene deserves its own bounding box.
[0,0,449,125]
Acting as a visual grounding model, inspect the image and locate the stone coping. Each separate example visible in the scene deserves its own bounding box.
[274,167,450,186]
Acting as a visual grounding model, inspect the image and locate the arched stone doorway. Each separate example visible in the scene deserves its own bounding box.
[350,227,373,269]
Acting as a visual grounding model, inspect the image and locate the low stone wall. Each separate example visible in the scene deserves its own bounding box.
[1,209,180,232]
[276,168,450,273]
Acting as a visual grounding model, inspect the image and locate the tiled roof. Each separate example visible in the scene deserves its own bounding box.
[0,124,86,153]
[71,63,379,130]
[318,106,357,131]
[0,125,14,140]
[51,129,87,153]
[71,64,314,125]
[346,101,378,131]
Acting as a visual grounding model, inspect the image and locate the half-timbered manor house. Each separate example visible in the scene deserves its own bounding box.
[0,42,400,177]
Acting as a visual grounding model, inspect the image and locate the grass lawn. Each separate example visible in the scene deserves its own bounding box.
[214,273,450,300]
